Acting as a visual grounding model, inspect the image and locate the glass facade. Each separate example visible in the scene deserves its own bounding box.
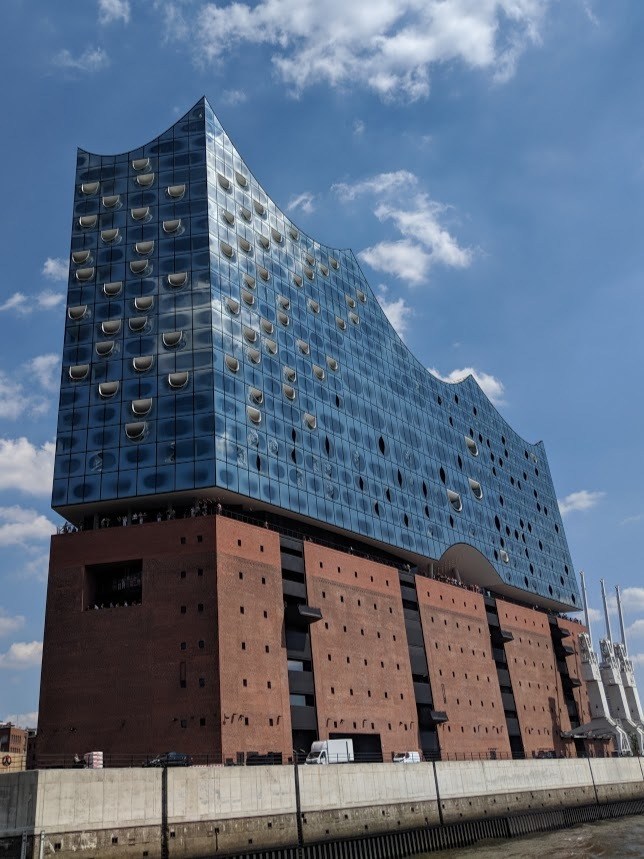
[53,98,580,610]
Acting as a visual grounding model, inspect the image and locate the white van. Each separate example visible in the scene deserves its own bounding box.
[393,751,421,764]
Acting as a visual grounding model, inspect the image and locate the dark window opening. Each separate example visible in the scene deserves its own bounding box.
[85,559,142,608]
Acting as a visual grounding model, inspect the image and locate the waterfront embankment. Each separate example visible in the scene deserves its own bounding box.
[1,757,644,859]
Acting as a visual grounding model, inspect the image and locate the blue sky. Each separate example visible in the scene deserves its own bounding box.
[2,0,644,727]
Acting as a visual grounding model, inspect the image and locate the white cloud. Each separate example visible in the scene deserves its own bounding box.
[626,619,644,638]
[23,355,60,391]
[621,513,644,526]
[0,610,25,638]
[332,170,417,203]
[376,287,413,338]
[287,191,316,215]
[0,641,42,670]
[353,119,365,136]
[0,439,56,496]
[0,291,64,315]
[558,490,605,517]
[586,607,603,624]
[222,88,248,105]
[42,258,68,282]
[2,711,38,728]
[619,589,644,613]
[98,0,130,24]
[631,653,644,667]
[191,1,549,102]
[20,552,50,583]
[429,366,506,406]
[0,374,51,419]
[360,239,432,285]
[53,47,110,73]
[0,507,56,548]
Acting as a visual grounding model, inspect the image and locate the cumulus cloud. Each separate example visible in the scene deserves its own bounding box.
[2,711,38,728]
[376,286,413,338]
[23,355,60,391]
[429,367,506,406]
[98,0,130,24]
[360,240,432,285]
[20,552,50,583]
[0,291,64,315]
[558,490,605,517]
[585,607,603,624]
[353,119,365,136]
[627,619,644,639]
[0,507,56,547]
[221,88,248,105]
[332,171,417,203]
[42,258,68,281]
[0,641,42,670]
[287,191,316,215]
[621,513,644,526]
[53,47,110,73]
[0,439,56,496]
[0,374,51,420]
[189,1,549,101]
[0,610,25,638]
[631,653,644,667]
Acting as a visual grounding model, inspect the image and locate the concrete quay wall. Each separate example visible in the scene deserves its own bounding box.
[0,758,643,859]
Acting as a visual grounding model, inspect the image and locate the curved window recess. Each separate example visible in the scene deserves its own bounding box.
[278,295,290,310]
[101,320,121,336]
[98,381,119,398]
[75,267,95,282]
[253,199,266,216]
[313,364,326,381]
[297,339,310,355]
[162,331,183,348]
[163,219,181,234]
[447,490,462,513]
[166,184,186,199]
[238,237,252,254]
[326,356,339,372]
[346,295,357,309]
[135,173,155,188]
[67,305,88,321]
[220,241,234,258]
[101,228,119,243]
[288,227,300,242]
[247,347,261,365]
[356,289,366,303]
[240,205,252,222]
[260,318,274,335]
[264,338,278,355]
[306,299,319,315]
[257,235,270,250]
[303,413,317,430]
[247,406,262,424]
[304,266,315,280]
[465,436,479,457]
[304,252,315,266]
[249,387,263,404]
[242,273,256,290]
[103,281,123,297]
[283,384,296,401]
[135,240,154,256]
[131,206,150,221]
[349,311,360,325]
[330,256,339,269]
[132,158,150,171]
[102,195,120,209]
[129,316,148,332]
[167,272,187,288]
[81,181,99,195]
[277,311,289,326]
[130,260,149,275]
[125,421,147,440]
[79,215,97,229]
[133,355,154,372]
[222,209,235,225]
[69,364,89,381]
[468,478,483,500]
[134,296,154,312]
[500,549,510,564]
[225,355,239,373]
[319,264,329,277]
[235,170,248,188]
[96,341,115,357]
[241,289,255,306]
[72,250,90,265]
[254,267,268,284]
[131,398,153,416]
[168,371,189,389]
[226,298,239,316]
[217,173,232,191]
[336,316,346,330]
[284,366,297,383]
[271,228,283,244]
[243,326,258,343]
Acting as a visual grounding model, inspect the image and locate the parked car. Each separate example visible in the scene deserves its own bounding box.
[143,752,192,767]
[393,751,421,763]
